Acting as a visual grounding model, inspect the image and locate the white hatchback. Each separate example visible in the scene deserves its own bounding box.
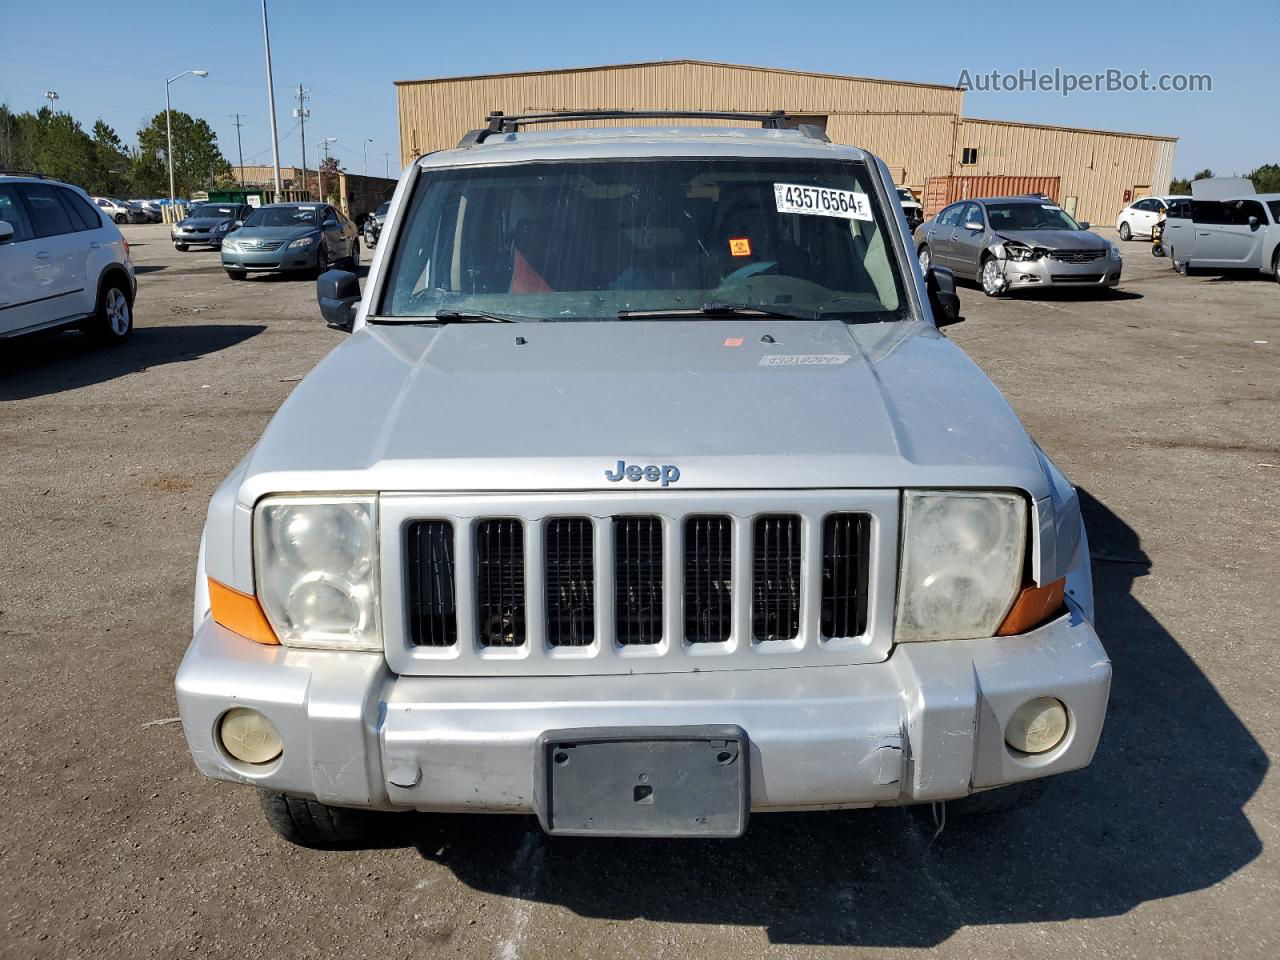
[1115,194,1190,240]
[0,175,137,343]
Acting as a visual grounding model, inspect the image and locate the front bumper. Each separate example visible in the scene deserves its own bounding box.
[1001,255,1121,290]
[221,245,318,273]
[176,604,1110,817]
[172,231,224,248]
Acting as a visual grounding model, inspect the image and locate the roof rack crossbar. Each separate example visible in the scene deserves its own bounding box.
[460,109,793,145]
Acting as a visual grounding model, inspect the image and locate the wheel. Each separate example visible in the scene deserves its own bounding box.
[980,255,1007,297]
[175,243,188,252]
[86,279,133,344]
[314,244,330,278]
[225,268,247,281]
[114,213,126,224]
[258,791,388,849]
[917,244,931,274]
[1118,221,1132,241]
[346,236,360,270]
[1273,249,1280,284]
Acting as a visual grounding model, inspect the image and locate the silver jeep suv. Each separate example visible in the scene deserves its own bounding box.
[176,112,1110,845]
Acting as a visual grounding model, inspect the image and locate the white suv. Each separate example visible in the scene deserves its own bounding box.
[1,174,136,343]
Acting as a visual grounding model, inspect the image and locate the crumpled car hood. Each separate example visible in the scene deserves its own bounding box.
[236,319,1051,501]
[995,229,1109,250]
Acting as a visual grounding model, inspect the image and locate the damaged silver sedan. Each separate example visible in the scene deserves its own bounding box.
[916,197,1122,296]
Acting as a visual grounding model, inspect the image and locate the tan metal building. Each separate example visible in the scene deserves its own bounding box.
[394,60,1177,225]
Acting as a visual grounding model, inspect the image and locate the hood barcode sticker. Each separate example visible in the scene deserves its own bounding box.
[774,183,873,221]
[760,354,852,366]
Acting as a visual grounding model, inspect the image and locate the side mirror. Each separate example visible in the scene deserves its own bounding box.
[233,220,244,227]
[963,220,983,231]
[0,220,13,245]
[1078,221,1091,230]
[1248,216,1260,229]
[925,265,963,328]
[317,269,360,331]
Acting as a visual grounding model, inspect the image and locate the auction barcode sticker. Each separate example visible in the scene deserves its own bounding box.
[774,183,873,221]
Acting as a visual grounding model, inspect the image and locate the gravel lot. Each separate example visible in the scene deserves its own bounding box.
[1,224,1276,960]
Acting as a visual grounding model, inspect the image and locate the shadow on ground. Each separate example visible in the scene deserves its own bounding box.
[394,487,1263,947]
[0,323,265,401]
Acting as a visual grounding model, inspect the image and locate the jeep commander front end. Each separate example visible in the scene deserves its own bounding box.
[176,114,1110,843]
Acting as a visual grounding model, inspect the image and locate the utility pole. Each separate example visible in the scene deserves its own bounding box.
[230,113,246,185]
[316,137,336,201]
[293,85,310,198]
[383,151,391,179]
[364,138,373,177]
[260,0,282,196]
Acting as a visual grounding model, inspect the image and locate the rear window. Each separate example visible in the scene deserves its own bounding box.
[379,157,908,323]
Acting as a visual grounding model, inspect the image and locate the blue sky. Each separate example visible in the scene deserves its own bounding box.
[1,0,1274,179]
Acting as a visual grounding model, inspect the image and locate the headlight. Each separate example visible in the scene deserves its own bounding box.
[895,491,1027,642]
[288,235,316,249]
[1108,244,1121,259]
[1004,244,1039,262]
[214,221,231,232]
[222,240,238,252]
[254,495,381,650]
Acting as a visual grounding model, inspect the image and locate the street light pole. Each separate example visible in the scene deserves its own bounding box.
[364,138,373,177]
[44,91,59,112]
[260,0,283,196]
[165,69,208,205]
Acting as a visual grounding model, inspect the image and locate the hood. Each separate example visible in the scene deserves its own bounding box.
[995,229,1108,250]
[237,320,1050,501]
[180,216,235,229]
[231,224,317,242]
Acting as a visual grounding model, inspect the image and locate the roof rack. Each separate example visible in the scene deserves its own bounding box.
[457,109,827,146]
[0,169,62,181]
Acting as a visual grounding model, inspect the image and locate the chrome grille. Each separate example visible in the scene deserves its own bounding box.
[545,518,594,646]
[752,515,802,641]
[475,519,526,647]
[1049,248,1105,263]
[387,491,896,676]
[405,520,457,647]
[684,516,732,643]
[614,517,664,645]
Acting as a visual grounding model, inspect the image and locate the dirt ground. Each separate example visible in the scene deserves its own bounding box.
[1,225,1276,960]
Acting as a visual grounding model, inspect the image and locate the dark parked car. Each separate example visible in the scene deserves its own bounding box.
[171,203,251,251]
[363,200,390,246]
[914,197,1121,297]
[220,202,359,280]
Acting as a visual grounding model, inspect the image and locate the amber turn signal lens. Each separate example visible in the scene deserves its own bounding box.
[996,577,1066,636]
[209,578,279,645]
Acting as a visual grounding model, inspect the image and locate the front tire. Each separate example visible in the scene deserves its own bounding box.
[259,791,387,849]
[114,213,126,224]
[980,254,1008,297]
[87,279,133,344]
[314,244,330,279]
[175,243,188,252]
[1118,221,1132,241]
[225,268,247,281]
[917,244,931,274]
[345,236,360,271]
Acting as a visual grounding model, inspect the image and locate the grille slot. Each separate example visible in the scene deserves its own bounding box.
[614,517,664,645]
[821,513,871,638]
[545,518,595,646]
[684,516,732,643]
[1049,248,1105,263]
[475,519,526,647]
[752,515,801,641]
[405,521,457,647]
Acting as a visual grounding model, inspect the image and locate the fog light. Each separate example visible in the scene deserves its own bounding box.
[218,707,283,765]
[1004,697,1068,754]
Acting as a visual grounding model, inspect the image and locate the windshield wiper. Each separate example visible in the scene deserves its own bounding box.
[432,309,519,323]
[617,302,819,321]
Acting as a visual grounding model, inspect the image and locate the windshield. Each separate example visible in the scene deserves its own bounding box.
[189,205,237,219]
[1267,200,1280,224]
[379,157,908,322]
[375,201,390,216]
[243,206,320,228]
[897,188,915,201]
[985,202,1082,231]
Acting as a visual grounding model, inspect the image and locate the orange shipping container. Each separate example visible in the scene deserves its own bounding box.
[922,175,1061,218]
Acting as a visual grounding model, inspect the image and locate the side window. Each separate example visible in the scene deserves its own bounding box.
[57,188,100,231]
[1136,198,1157,211]
[19,184,76,237]
[937,205,962,227]
[961,202,983,227]
[1232,200,1266,225]
[1191,201,1226,225]
[0,184,36,242]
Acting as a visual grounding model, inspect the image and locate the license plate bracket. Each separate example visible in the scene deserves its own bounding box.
[538,725,749,838]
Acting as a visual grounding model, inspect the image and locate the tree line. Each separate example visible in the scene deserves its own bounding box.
[1170,165,1280,195]
[0,105,233,198]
